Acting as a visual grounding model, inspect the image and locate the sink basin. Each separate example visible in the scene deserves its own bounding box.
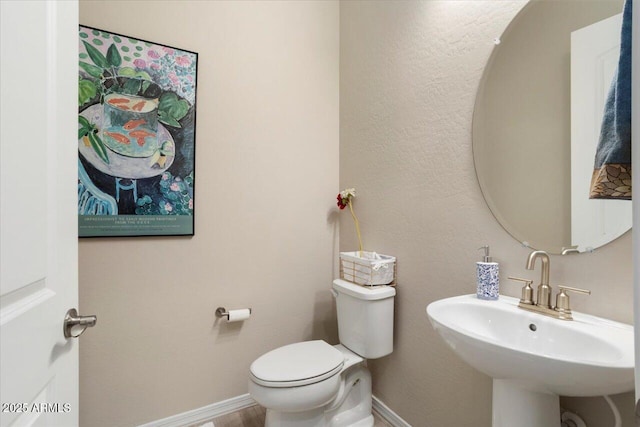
[426,294,634,427]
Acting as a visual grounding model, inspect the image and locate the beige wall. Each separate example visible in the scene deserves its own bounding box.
[340,1,634,426]
[79,1,339,426]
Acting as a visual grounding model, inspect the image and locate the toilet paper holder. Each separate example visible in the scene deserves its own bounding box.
[215,306,252,320]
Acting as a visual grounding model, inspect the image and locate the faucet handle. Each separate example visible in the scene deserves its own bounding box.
[554,286,591,319]
[507,276,534,305]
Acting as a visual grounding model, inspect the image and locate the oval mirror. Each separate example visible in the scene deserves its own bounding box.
[473,0,631,255]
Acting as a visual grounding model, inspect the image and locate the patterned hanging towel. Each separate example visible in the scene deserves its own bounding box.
[590,0,633,200]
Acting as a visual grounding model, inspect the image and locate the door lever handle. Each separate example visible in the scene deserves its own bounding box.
[63,308,97,338]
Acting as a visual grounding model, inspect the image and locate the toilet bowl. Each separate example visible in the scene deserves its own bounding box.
[248,280,395,427]
[249,341,372,427]
[249,340,344,413]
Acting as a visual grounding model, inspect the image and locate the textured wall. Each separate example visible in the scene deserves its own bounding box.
[78,2,339,426]
[340,1,634,426]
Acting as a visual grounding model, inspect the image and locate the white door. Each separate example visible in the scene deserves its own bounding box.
[570,13,632,252]
[1,1,81,426]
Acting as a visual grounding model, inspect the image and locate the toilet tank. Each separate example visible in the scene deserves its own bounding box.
[332,279,395,359]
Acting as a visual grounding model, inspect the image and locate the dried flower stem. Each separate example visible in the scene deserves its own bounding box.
[348,200,363,254]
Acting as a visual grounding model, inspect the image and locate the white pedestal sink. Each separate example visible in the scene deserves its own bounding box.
[426,294,634,427]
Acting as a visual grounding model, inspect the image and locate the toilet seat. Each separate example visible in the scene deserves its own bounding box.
[250,340,344,388]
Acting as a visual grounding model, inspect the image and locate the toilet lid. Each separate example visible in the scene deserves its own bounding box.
[250,340,344,388]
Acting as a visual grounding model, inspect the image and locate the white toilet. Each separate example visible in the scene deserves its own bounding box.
[248,279,395,427]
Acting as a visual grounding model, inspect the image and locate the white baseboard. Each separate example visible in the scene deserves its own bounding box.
[137,394,256,427]
[138,393,411,427]
[372,396,412,427]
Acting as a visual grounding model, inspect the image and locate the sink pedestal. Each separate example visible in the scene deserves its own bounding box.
[427,294,634,427]
[493,380,560,427]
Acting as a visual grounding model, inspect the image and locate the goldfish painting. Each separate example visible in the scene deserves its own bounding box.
[123,119,147,130]
[106,97,130,105]
[104,131,131,145]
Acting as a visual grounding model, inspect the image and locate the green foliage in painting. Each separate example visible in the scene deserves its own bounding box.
[79,62,103,79]
[79,33,192,129]
[106,44,122,67]
[78,78,98,106]
[78,116,109,164]
[82,40,109,68]
[158,92,189,128]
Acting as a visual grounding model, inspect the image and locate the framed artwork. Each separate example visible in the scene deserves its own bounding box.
[77,26,197,237]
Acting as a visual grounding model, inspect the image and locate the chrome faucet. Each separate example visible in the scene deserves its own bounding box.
[508,250,591,321]
[526,250,551,308]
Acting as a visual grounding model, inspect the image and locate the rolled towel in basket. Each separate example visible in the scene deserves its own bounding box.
[371,253,389,272]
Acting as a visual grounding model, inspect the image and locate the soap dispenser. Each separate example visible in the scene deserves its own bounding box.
[477,245,499,300]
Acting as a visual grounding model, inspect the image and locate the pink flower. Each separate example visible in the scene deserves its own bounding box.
[148,50,160,59]
[162,46,175,55]
[168,72,179,85]
[175,55,191,67]
[162,173,170,180]
[164,202,173,212]
[188,199,193,209]
[150,62,160,70]
[170,183,179,191]
[133,59,146,69]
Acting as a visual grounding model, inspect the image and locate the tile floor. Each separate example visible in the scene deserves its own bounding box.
[195,404,393,427]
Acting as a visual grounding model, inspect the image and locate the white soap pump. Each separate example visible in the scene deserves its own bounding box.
[477,245,499,300]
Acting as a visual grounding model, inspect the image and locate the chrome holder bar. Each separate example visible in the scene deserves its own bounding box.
[215,307,252,320]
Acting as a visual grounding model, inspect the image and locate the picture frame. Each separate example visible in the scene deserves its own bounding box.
[77,26,197,237]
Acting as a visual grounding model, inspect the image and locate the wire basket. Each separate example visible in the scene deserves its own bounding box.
[339,251,396,286]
